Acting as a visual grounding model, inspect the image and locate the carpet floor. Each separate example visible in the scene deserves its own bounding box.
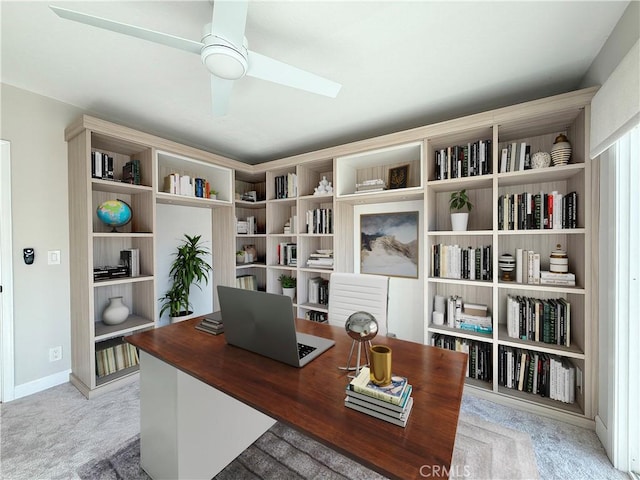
[0,380,627,479]
[76,414,537,480]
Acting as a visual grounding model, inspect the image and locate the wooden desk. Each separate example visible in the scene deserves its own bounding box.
[127,318,467,479]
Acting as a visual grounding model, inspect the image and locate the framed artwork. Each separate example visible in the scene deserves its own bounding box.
[360,211,419,278]
[388,164,409,189]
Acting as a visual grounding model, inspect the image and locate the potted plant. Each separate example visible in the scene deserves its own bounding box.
[278,274,297,300]
[159,234,212,323]
[209,189,218,200]
[236,250,246,263]
[449,189,473,231]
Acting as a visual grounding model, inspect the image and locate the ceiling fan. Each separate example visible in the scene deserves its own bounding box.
[49,1,341,116]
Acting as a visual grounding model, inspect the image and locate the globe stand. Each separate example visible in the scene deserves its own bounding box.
[339,311,378,378]
[340,338,373,378]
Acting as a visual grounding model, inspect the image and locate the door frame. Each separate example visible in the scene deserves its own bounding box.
[1,140,15,402]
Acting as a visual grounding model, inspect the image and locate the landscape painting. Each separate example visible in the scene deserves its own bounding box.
[360,211,419,278]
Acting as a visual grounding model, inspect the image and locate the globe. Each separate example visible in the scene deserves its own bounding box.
[96,199,132,232]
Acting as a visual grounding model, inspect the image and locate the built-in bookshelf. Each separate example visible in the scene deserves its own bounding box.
[424,92,593,423]
[67,88,597,426]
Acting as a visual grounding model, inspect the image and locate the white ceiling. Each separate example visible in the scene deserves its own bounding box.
[1,1,629,164]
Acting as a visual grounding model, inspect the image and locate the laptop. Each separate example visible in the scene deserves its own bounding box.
[217,285,335,367]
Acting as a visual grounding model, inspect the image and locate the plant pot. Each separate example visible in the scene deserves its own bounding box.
[170,310,195,324]
[282,287,296,300]
[102,296,130,325]
[450,212,469,232]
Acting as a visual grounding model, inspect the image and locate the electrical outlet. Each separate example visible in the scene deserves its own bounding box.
[49,346,62,362]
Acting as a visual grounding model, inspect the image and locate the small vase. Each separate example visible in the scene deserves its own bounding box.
[450,212,469,231]
[102,296,129,325]
[282,287,296,300]
[550,134,572,166]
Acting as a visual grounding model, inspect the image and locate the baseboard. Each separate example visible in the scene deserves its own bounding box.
[13,369,71,400]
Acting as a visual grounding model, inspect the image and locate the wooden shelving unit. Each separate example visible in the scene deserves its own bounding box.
[66,89,598,426]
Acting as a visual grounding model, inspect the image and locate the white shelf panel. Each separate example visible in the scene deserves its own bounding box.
[498,228,585,235]
[94,314,155,341]
[93,275,154,288]
[156,192,232,208]
[428,277,494,288]
[426,176,493,193]
[428,324,493,343]
[497,164,584,187]
[428,230,493,237]
[497,281,585,294]
[496,325,585,359]
[92,179,153,194]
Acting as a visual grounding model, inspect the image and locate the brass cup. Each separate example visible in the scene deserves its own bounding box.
[369,345,392,386]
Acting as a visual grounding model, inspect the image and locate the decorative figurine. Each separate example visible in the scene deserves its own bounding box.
[314,176,333,195]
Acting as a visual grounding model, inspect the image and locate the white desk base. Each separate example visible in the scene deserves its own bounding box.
[139,351,276,479]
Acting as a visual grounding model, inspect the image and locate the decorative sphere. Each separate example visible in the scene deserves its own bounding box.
[96,199,132,231]
[345,311,378,342]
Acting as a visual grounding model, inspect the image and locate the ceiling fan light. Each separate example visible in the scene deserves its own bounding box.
[201,44,247,80]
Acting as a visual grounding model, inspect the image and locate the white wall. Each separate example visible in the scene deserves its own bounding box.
[353,201,424,343]
[0,84,82,388]
[156,204,213,326]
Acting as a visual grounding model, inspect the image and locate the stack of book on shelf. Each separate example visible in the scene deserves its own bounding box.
[195,314,224,335]
[163,173,211,198]
[506,295,571,346]
[237,216,257,235]
[278,242,297,266]
[344,366,413,428]
[275,173,297,199]
[305,310,327,323]
[539,271,576,287]
[355,179,386,193]
[445,299,492,334]
[307,276,329,305]
[95,338,139,378]
[306,250,334,269]
[236,274,258,290]
[122,159,141,184]
[120,248,140,277]
[91,151,115,180]
[498,346,576,403]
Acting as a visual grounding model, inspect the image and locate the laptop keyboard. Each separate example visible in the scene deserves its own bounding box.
[298,343,317,359]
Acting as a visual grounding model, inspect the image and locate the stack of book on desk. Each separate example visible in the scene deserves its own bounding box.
[195,314,224,335]
[344,366,413,427]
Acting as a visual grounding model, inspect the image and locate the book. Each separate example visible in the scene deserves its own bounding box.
[195,321,224,335]
[345,391,412,420]
[345,384,413,413]
[348,366,408,405]
[344,395,413,427]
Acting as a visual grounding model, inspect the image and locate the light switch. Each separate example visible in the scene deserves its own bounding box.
[48,250,61,265]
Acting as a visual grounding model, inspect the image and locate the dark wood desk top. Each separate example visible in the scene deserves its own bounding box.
[128,318,467,480]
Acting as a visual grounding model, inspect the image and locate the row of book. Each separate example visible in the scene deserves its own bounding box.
[277,242,297,266]
[304,310,327,323]
[499,141,532,173]
[122,159,141,185]
[431,244,493,281]
[355,179,386,193]
[275,173,297,199]
[164,173,213,198]
[431,334,492,382]
[305,208,333,234]
[119,248,140,277]
[345,366,413,428]
[498,345,576,403]
[195,314,224,335]
[498,191,578,230]
[91,151,115,180]
[506,295,571,346]
[236,216,258,235]
[307,277,329,305]
[236,274,258,290]
[434,139,492,180]
[438,296,492,334]
[306,250,334,270]
[95,339,139,378]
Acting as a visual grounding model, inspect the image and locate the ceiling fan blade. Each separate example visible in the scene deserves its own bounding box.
[211,76,234,116]
[246,51,341,98]
[50,5,203,55]
[210,0,248,47]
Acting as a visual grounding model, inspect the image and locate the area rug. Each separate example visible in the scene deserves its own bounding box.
[77,413,539,480]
